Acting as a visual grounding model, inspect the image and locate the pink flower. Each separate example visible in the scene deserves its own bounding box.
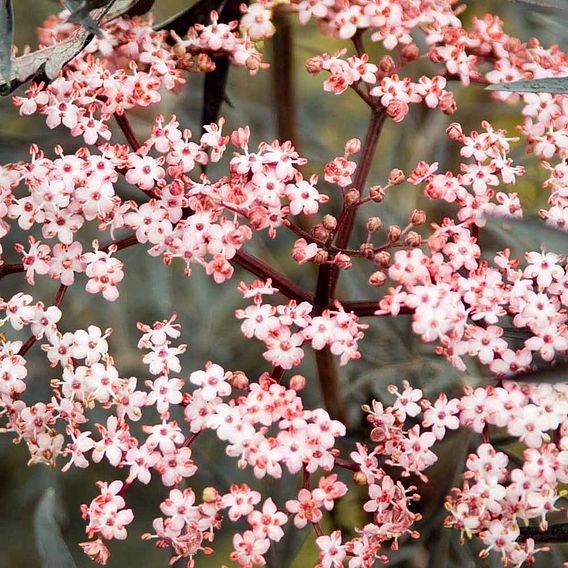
[316,530,346,568]
[230,531,270,567]
[222,484,261,521]
[247,498,288,542]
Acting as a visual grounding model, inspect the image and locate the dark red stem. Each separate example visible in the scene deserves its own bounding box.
[234,249,313,303]
[341,301,415,317]
[334,457,359,472]
[115,113,142,151]
[0,263,24,278]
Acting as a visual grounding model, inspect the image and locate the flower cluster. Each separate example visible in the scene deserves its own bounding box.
[236,279,367,368]
[371,119,568,376]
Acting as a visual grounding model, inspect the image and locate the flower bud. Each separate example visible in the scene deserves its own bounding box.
[344,138,361,156]
[248,206,268,230]
[388,169,405,186]
[344,188,360,206]
[429,50,442,64]
[314,250,329,264]
[373,250,390,267]
[174,44,187,58]
[428,233,447,252]
[353,471,368,486]
[305,56,323,74]
[333,253,352,270]
[369,185,385,202]
[359,243,374,258]
[387,225,402,242]
[289,374,306,391]
[439,92,457,115]
[446,122,463,145]
[401,43,420,61]
[246,54,263,71]
[197,53,215,72]
[369,271,387,287]
[378,55,396,75]
[322,214,337,231]
[410,209,426,226]
[202,487,219,503]
[312,224,329,241]
[405,231,422,246]
[366,217,382,232]
[386,100,408,122]
[230,370,249,390]
[231,126,250,148]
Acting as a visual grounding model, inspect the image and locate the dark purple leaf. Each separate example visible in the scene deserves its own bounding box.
[0,0,140,95]
[0,0,14,82]
[154,0,223,35]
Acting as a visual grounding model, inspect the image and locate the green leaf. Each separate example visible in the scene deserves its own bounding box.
[486,76,568,94]
[33,488,78,568]
[0,0,14,82]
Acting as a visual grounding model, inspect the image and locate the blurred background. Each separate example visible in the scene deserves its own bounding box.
[0,0,567,566]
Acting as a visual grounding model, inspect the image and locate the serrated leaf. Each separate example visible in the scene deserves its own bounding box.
[486,76,568,94]
[64,0,114,36]
[511,0,568,12]
[484,215,568,253]
[0,0,140,95]
[0,0,14,82]
[33,488,78,568]
[499,359,568,383]
[125,0,154,16]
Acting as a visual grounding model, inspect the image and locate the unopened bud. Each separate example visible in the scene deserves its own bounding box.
[378,55,396,75]
[359,243,374,258]
[289,374,306,391]
[197,53,215,72]
[312,224,329,241]
[428,233,447,252]
[401,43,420,61]
[174,44,187,58]
[202,487,219,503]
[369,271,387,287]
[353,471,368,486]
[322,214,337,231]
[230,371,249,390]
[334,253,352,270]
[246,54,262,71]
[439,92,457,115]
[344,188,360,206]
[410,209,426,226]
[387,225,402,242]
[305,56,323,74]
[314,250,329,264]
[366,217,383,232]
[369,185,385,203]
[344,138,361,156]
[373,251,391,267]
[248,206,268,230]
[405,231,422,246]
[388,169,405,186]
[230,126,250,149]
